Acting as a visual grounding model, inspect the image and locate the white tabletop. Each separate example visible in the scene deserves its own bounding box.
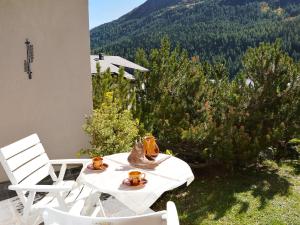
[78,153,194,214]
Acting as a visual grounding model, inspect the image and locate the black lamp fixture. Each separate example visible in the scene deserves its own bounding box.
[24,39,34,79]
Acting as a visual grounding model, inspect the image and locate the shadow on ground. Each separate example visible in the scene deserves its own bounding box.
[280,160,300,175]
[152,164,293,225]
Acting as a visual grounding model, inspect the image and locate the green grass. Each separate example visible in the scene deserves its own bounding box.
[152,161,300,225]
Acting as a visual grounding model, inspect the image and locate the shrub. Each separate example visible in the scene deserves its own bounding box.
[186,41,300,167]
[92,63,135,110]
[135,38,300,168]
[80,92,139,157]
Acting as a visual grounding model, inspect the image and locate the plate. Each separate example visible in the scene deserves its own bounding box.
[87,163,108,171]
[122,178,148,187]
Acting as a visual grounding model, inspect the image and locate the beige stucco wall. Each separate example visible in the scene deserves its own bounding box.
[0,0,92,182]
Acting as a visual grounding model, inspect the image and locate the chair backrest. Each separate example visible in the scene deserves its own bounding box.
[0,134,56,202]
[43,207,168,225]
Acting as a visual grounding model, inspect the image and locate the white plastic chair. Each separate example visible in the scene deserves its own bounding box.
[43,201,180,225]
[0,134,93,225]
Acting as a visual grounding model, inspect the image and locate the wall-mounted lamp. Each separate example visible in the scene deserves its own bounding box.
[24,39,34,79]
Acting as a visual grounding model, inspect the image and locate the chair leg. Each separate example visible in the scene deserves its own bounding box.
[57,192,68,210]
[31,214,43,225]
[86,192,106,217]
[22,191,36,225]
[98,198,106,217]
[57,164,67,182]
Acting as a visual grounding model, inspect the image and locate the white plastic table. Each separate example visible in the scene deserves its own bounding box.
[78,153,194,214]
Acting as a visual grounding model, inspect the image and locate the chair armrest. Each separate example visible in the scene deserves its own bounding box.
[49,159,90,165]
[8,184,73,192]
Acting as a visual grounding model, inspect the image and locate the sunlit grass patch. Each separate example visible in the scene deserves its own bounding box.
[153,161,300,225]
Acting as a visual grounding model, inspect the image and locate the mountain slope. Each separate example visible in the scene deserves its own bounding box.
[90,0,300,75]
[122,0,182,20]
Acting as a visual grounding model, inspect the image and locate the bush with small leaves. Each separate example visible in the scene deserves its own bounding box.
[80,92,139,157]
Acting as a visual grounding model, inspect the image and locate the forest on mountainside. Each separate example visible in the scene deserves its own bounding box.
[90,0,300,76]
